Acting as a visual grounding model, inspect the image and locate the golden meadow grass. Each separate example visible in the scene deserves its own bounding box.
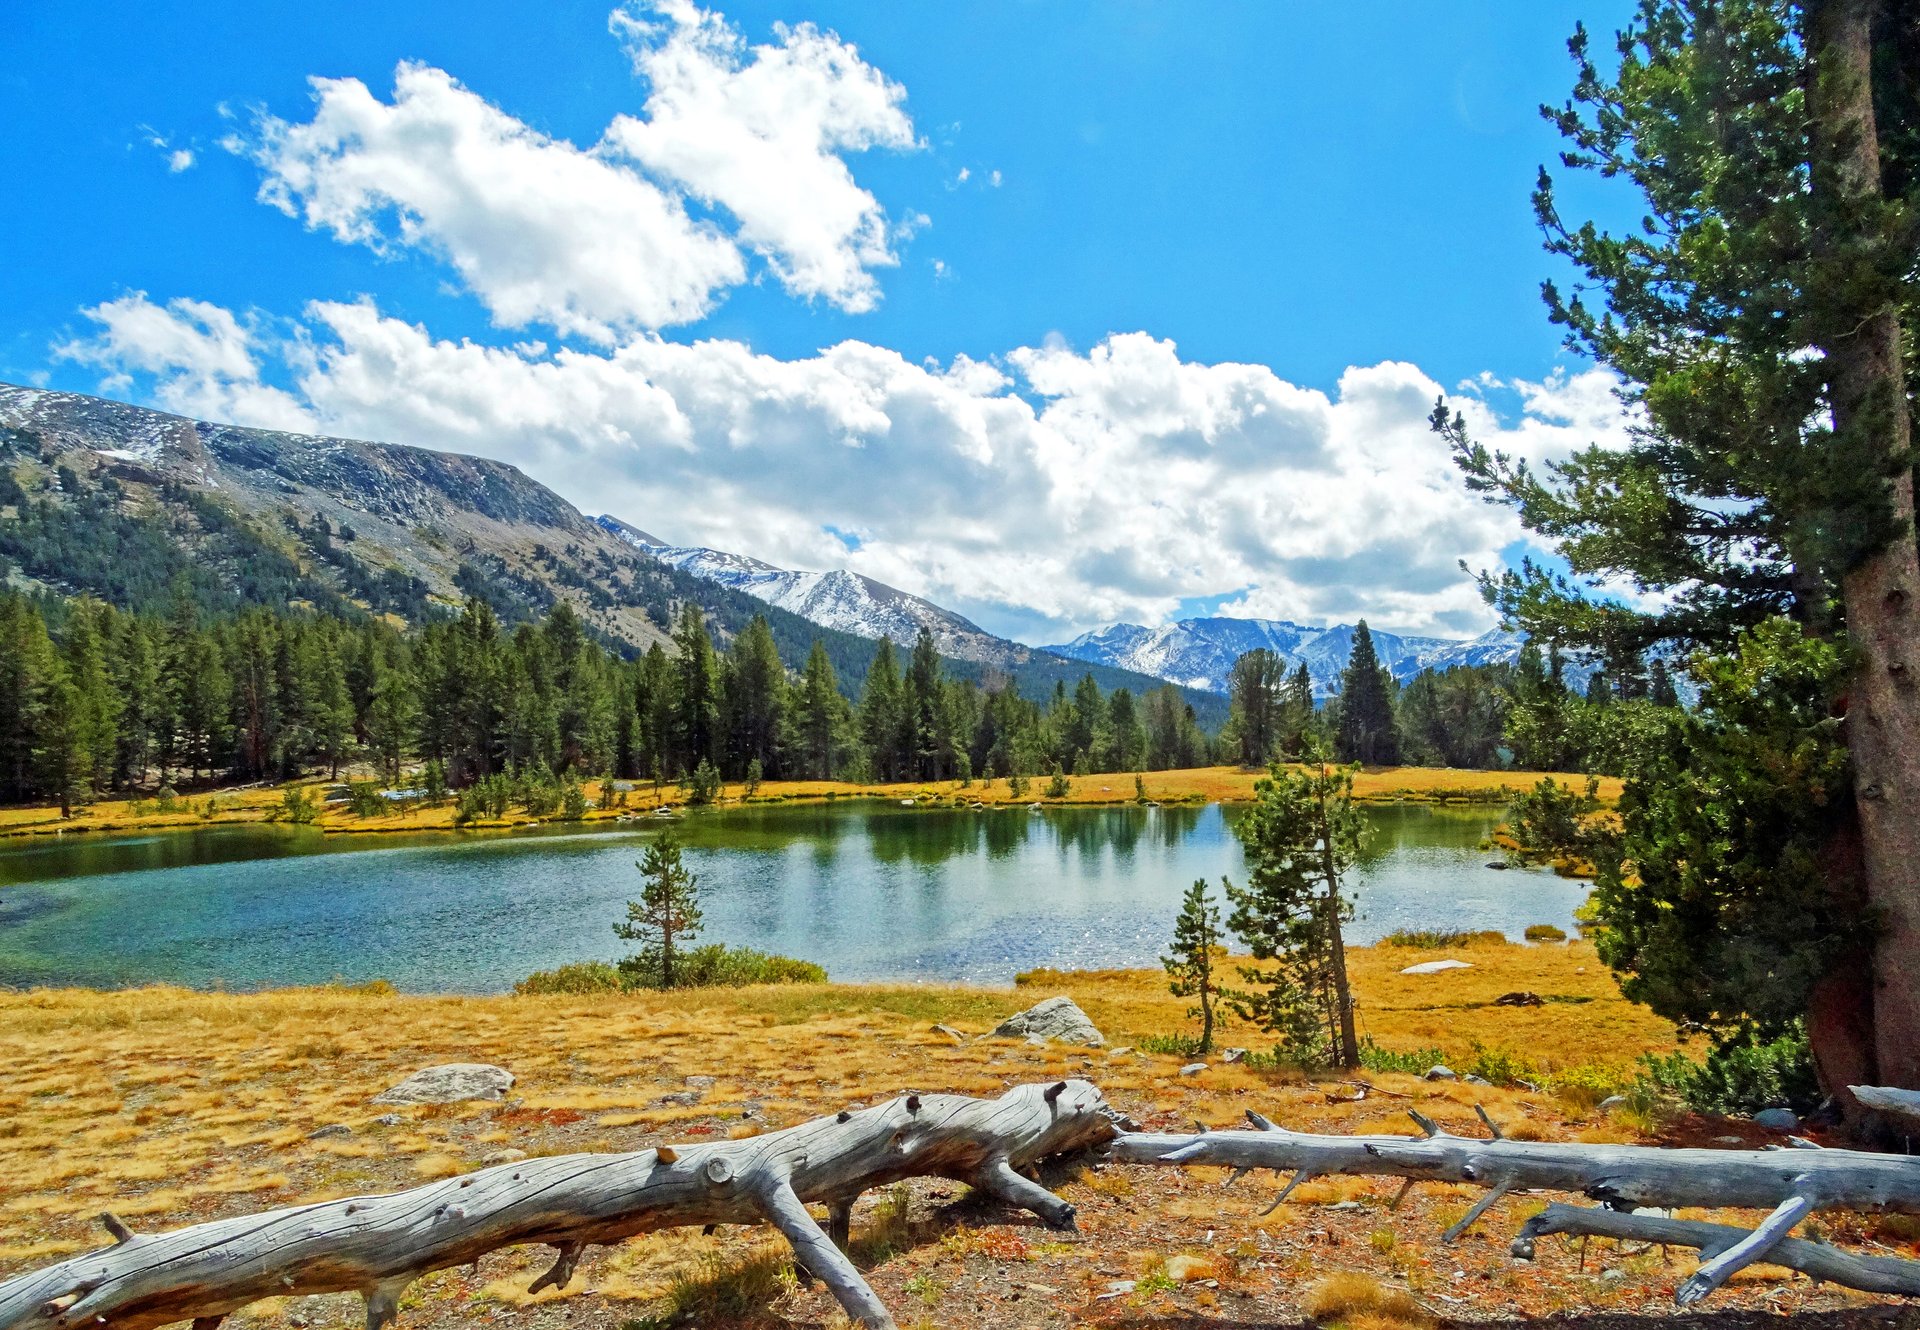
[0,763,1621,840]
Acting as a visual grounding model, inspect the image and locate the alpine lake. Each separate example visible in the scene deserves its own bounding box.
[0,800,1587,993]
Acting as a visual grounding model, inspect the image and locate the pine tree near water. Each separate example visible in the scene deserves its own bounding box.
[614,830,702,990]
[1225,742,1364,1068]
[1333,621,1398,765]
[1435,1,1920,1090]
[1163,879,1224,1054]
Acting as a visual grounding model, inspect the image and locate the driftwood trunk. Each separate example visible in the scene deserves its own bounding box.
[0,1081,1115,1330]
[1114,1108,1920,1303]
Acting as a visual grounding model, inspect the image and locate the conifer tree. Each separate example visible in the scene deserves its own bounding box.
[671,603,719,773]
[614,830,702,989]
[723,615,787,779]
[1225,742,1364,1068]
[1227,648,1286,766]
[1333,622,1398,765]
[858,636,904,781]
[1163,879,1224,1053]
[793,640,850,779]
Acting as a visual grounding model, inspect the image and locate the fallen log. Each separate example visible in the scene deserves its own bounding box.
[1514,1202,1920,1299]
[0,1081,1115,1330]
[1113,1108,1920,1303]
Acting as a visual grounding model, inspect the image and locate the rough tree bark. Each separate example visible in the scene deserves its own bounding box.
[1114,1107,1920,1304]
[0,1081,1115,1330]
[1808,0,1920,1090]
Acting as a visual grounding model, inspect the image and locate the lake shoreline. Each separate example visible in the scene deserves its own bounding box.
[0,764,1616,843]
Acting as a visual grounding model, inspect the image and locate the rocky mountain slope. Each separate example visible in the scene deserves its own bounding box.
[0,383,1222,719]
[1047,616,1559,697]
[597,517,1021,665]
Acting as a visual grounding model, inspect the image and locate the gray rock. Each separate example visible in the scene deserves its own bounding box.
[929,1023,966,1043]
[481,1148,528,1165]
[989,996,1105,1047]
[1221,1048,1249,1064]
[684,1075,716,1088]
[1463,1074,1492,1086]
[1179,1063,1208,1077]
[1850,1085,1920,1128]
[1425,1065,1458,1081]
[1753,1107,1800,1132]
[1597,1095,1628,1113]
[373,1063,515,1106]
[372,1113,404,1127]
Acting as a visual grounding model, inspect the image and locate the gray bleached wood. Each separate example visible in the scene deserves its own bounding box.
[1515,1201,1920,1297]
[0,1081,1115,1330]
[1113,1109,1920,1303]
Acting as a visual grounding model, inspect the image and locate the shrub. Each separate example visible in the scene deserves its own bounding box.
[686,759,724,806]
[1378,928,1506,949]
[618,944,826,990]
[154,785,181,814]
[1463,1041,1538,1086]
[1007,772,1030,798]
[1634,1027,1819,1116]
[1137,1032,1208,1057]
[347,780,386,818]
[514,961,624,995]
[1505,776,1607,861]
[1524,923,1568,942]
[560,776,588,821]
[1044,764,1070,799]
[279,787,319,824]
[1358,1038,1450,1076]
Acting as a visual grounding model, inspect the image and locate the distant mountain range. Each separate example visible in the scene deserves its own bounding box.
[1044,617,1570,698]
[0,383,1224,722]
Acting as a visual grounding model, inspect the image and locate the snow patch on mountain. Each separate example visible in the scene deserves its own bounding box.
[1045,617,1568,697]
[597,515,1018,664]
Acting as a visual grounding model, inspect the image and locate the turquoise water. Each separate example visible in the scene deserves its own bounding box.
[0,803,1586,992]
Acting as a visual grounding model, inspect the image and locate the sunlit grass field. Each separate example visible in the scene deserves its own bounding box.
[0,764,1620,840]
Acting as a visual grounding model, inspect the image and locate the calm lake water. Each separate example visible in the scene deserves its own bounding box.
[0,803,1587,992]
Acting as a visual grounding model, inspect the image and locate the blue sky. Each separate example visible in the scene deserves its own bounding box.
[0,0,1640,643]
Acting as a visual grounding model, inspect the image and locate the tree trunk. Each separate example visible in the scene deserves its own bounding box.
[1809,0,1920,1090]
[0,1082,1115,1330]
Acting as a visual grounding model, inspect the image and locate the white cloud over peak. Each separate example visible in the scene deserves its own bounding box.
[61,293,1635,642]
[229,3,918,339]
[56,294,314,432]
[607,0,918,312]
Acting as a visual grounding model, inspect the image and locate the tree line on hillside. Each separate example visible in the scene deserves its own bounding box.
[0,588,1217,811]
[1223,619,1683,773]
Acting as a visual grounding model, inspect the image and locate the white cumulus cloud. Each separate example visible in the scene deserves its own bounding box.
[607,0,918,312]
[60,294,1636,642]
[238,63,744,342]
[56,294,314,432]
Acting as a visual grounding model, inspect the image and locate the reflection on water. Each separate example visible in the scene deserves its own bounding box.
[0,802,1587,993]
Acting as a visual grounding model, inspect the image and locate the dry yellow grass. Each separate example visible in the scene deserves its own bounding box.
[0,764,1618,841]
[21,942,1880,1330]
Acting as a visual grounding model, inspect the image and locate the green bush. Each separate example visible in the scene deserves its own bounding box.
[1524,923,1568,942]
[514,961,624,995]
[1463,1041,1538,1086]
[560,776,588,821]
[347,780,386,818]
[1044,764,1070,799]
[1634,1028,1819,1116]
[280,787,319,824]
[618,944,827,990]
[1357,1038,1450,1076]
[1137,1032,1207,1057]
[1378,928,1507,949]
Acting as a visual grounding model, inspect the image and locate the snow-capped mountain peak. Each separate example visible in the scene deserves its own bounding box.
[1045,616,1551,697]
[596,515,1021,665]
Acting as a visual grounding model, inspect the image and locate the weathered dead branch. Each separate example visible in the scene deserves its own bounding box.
[0,1081,1115,1330]
[1514,1201,1920,1297]
[1113,1107,1920,1303]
